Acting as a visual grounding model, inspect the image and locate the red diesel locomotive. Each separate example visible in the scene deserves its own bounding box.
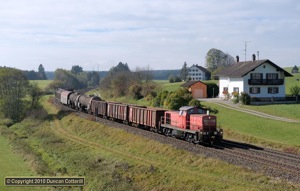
[56,88,223,144]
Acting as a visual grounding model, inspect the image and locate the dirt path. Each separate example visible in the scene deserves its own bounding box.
[200,98,300,123]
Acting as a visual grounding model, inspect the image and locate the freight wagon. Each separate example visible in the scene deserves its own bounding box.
[56,89,223,144]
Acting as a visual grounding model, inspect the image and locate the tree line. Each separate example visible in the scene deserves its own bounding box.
[47,65,100,91]
[23,64,47,80]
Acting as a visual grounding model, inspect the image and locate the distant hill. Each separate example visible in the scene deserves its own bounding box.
[45,70,181,80]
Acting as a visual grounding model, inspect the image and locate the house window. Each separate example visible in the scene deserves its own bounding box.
[233,87,239,93]
[266,73,278,79]
[250,87,260,94]
[268,87,279,94]
[250,73,263,79]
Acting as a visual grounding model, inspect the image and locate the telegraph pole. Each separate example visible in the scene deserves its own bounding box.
[244,41,251,62]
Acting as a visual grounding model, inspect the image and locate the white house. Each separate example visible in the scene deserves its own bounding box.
[215,55,293,99]
[188,64,211,81]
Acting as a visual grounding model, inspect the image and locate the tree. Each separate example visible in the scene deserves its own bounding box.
[71,65,83,75]
[135,65,153,82]
[49,69,82,90]
[180,62,188,81]
[111,72,134,97]
[23,70,38,80]
[28,82,43,109]
[109,62,130,76]
[38,64,47,80]
[0,67,29,121]
[88,71,100,86]
[205,48,235,73]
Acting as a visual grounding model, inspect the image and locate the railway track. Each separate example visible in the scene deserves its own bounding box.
[215,141,300,180]
[53,99,300,183]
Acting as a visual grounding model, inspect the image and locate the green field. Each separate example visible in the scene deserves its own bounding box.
[30,80,52,90]
[155,80,184,92]
[284,67,300,94]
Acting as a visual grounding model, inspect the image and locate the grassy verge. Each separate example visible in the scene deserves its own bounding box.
[0,129,47,191]
[201,102,300,152]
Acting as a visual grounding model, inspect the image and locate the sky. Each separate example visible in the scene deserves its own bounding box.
[0,0,299,71]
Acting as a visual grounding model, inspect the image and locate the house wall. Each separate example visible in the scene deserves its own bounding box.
[243,64,286,97]
[219,77,243,98]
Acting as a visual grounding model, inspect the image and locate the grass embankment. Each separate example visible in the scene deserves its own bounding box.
[0,127,48,191]
[202,102,300,151]
[240,104,300,120]
[1,96,299,190]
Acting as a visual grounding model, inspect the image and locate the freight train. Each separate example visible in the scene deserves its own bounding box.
[55,88,223,144]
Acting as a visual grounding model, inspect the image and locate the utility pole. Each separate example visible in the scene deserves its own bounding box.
[244,41,251,62]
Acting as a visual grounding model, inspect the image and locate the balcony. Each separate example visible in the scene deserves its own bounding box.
[248,79,284,85]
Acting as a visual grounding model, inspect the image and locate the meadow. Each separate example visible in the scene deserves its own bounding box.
[284,67,300,94]
[30,80,52,90]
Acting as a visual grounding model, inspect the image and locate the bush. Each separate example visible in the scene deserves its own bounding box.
[174,76,182,82]
[164,88,193,110]
[232,92,239,104]
[129,84,143,100]
[290,85,300,97]
[168,75,175,83]
[240,92,251,105]
[141,82,158,98]
[152,90,169,107]
[188,99,201,107]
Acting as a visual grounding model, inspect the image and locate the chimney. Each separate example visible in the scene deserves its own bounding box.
[252,54,256,61]
[236,55,239,63]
